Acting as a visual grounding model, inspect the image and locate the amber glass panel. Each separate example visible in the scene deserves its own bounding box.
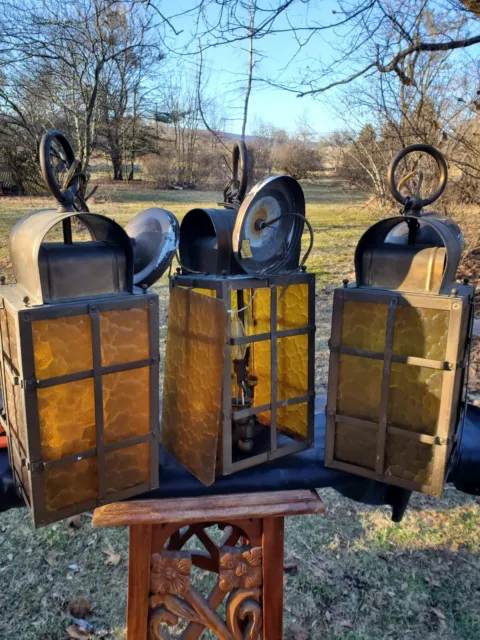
[45,458,97,512]
[341,301,387,352]
[38,378,95,461]
[388,362,442,434]
[393,306,449,360]
[32,315,92,379]
[277,284,308,330]
[5,378,26,449]
[105,442,150,494]
[162,287,227,486]
[103,367,150,444]
[0,308,20,371]
[277,402,308,440]
[337,354,383,422]
[248,286,270,335]
[385,433,434,485]
[334,421,377,470]
[277,334,308,401]
[100,307,149,366]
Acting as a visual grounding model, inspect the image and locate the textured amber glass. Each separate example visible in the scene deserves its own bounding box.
[103,367,150,444]
[277,334,308,401]
[334,422,377,470]
[337,354,383,421]
[162,287,227,486]
[341,301,387,352]
[45,458,97,512]
[277,284,308,330]
[100,307,149,365]
[105,442,150,494]
[4,378,26,448]
[0,308,20,371]
[388,362,442,434]
[37,379,95,461]
[385,433,434,484]
[393,306,448,360]
[32,315,93,379]
[277,402,308,440]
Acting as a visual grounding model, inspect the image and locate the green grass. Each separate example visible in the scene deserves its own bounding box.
[0,179,479,639]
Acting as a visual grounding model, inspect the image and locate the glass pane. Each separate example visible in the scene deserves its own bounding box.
[38,378,95,461]
[250,286,270,335]
[251,339,271,408]
[5,377,26,448]
[388,362,443,435]
[45,458,97,512]
[277,401,308,440]
[100,307,149,366]
[337,354,382,422]
[105,442,150,494]
[385,433,434,485]
[161,287,227,486]
[103,367,150,444]
[32,315,92,379]
[393,306,449,360]
[277,283,309,330]
[0,308,20,371]
[341,301,387,352]
[334,421,377,470]
[277,334,308,402]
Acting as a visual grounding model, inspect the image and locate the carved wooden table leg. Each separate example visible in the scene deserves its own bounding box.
[93,490,324,640]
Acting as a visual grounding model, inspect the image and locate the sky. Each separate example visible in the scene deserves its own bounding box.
[161,1,347,137]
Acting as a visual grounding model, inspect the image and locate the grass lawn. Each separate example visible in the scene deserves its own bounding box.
[0,179,478,639]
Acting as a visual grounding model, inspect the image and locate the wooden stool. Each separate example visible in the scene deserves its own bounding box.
[93,489,324,639]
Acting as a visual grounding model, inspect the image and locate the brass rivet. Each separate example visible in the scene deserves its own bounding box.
[342,279,349,288]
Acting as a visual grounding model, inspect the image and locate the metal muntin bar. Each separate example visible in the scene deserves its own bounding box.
[430,299,465,493]
[334,413,444,445]
[148,296,160,490]
[307,275,316,447]
[342,286,455,311]
[270,285,278,454]
[229,325,313,346]
[230,439,308,474]
[325,289,345,464]
[27,293,154,321]
[34,432,155,472]
[174,272,314,291]
[337,346,454,371]
[89,307,106,504]
[231,394,311,421]
[375,296,398,474]
[34,358,152,389]
[221,281,233,475]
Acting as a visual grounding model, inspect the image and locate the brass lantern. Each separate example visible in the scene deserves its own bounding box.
[325,144,475,497]
[0,131,178,526]
[161,144,315,485]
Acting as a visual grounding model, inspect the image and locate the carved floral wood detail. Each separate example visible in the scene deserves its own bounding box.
[148,524,263,640]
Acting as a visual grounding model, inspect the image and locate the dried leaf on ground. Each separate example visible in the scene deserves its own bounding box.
[325,610,332,623]
[45,551,59,568]
[284,556,300,573]
[67,515,83,529]
[66,625,90,639]
[290,622,309,640]
[67,596,92,618]
[340,619,354,628]
[102,547,121,566]
[431,607,446,620]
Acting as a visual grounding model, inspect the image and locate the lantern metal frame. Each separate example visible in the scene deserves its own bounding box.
[325,283,475,496]
[170,271,316,475]
[0,288,160,527]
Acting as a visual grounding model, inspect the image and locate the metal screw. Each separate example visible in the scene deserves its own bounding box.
[301,265,307,272]
[453,303,459,310]
[176,267,181,275]
[448,363,455,371]
[342,279,349,288]
[148,299,154,306]
[23,313,30,321]
[464,278,470,285]
[451,288,458,296]
[23,296,29,306]
[141,283,148,292]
